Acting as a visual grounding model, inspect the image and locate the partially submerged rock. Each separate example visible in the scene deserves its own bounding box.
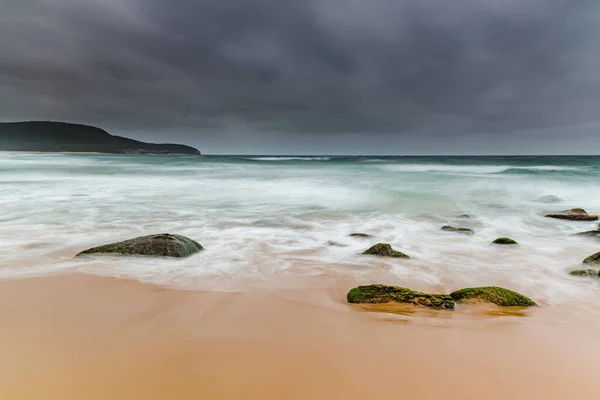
[574,230,600,238]
[535,195,562,203]
[583,251,600,265]
[362,243,410,258]
[545,208,599,221]
[450,286,536,307]
[326,240,347,247]
[569,269,599,277]
[492,237,518,245]
[347,284,455,310]
[441,226,474,234]
[349,233,372,238]
[76,233,203,258]
[457,214,471,218]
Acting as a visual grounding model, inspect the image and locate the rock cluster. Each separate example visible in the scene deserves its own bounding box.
[347,284,536,309]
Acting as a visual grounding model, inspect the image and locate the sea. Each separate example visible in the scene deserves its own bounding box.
[1,153,599,308]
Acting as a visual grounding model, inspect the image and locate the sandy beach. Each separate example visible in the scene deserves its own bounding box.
[2,273,600,400]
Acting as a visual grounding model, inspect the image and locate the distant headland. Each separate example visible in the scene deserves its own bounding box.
[0,121,200,155]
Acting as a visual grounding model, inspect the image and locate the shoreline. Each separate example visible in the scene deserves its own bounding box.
[2,273,600,399]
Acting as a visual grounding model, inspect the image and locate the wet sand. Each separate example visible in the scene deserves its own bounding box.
[1,274,599,400]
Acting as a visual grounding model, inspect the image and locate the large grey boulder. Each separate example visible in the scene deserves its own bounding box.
[76,233,203,258]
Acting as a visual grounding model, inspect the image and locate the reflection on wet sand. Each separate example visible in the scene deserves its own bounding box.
[1,273,600,400]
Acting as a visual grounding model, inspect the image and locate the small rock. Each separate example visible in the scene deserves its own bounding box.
[571,208,587,213]
[573,230,600,238]
[349,233,372,238]
[326,240,347,247]
[456,214,471,218]
[569,269,599,277]
[545,208,599,221]
[583,251,600,265]
[362,243,410,258]
[76,233,203,258]
[450,286,536,307]
[492,237,518,245]
[535,195,562,203]
[347,284,455,310]
[441,226,474,234]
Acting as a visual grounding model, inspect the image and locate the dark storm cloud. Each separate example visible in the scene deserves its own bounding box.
[1,0,600,152]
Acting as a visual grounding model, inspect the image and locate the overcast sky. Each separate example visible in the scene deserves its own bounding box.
[1,0,600,154]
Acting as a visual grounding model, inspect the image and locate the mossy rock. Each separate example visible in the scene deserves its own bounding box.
[570,208,587,213]
[362,243,409,258]
[569,269,599,277]
[583,252,600,265]
[441,226,474,234]
[545,208,599,221]
[349,233,372,238]
[450,286,536,307]
[76,233,203,258]
[347,284,455,310]
[492,237,518,245]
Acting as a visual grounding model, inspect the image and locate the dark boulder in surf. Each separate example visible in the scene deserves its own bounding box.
[535,195,562,203]
[450,286,536,307]
[76,233,203,258]
[573,230,600,238]
[347,284,455,310]
[441,226,474,234]
[349,233,373,238]
[362,243,410,258]
[569,269,599,277]
[545,208,599,221]
[492,237,518,245]
[583,252,600,265]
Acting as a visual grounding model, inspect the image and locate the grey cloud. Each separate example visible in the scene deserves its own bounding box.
[1,0,600,153]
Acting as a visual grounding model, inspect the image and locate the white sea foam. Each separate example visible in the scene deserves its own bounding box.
[245,156,332,161]
[378,164,582,174]
[1,154,600,311]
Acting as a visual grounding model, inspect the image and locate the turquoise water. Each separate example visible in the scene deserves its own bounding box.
[1,153,599,306]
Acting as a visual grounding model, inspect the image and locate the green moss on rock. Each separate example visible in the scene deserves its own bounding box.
[569,269,599,277]
[450,286,536,307]
[583,251,600,265]
[362,243,410,258]
[492,237,518,245]
[347,284,455,310]
[76,233,203,258]
[441,226,474,234]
